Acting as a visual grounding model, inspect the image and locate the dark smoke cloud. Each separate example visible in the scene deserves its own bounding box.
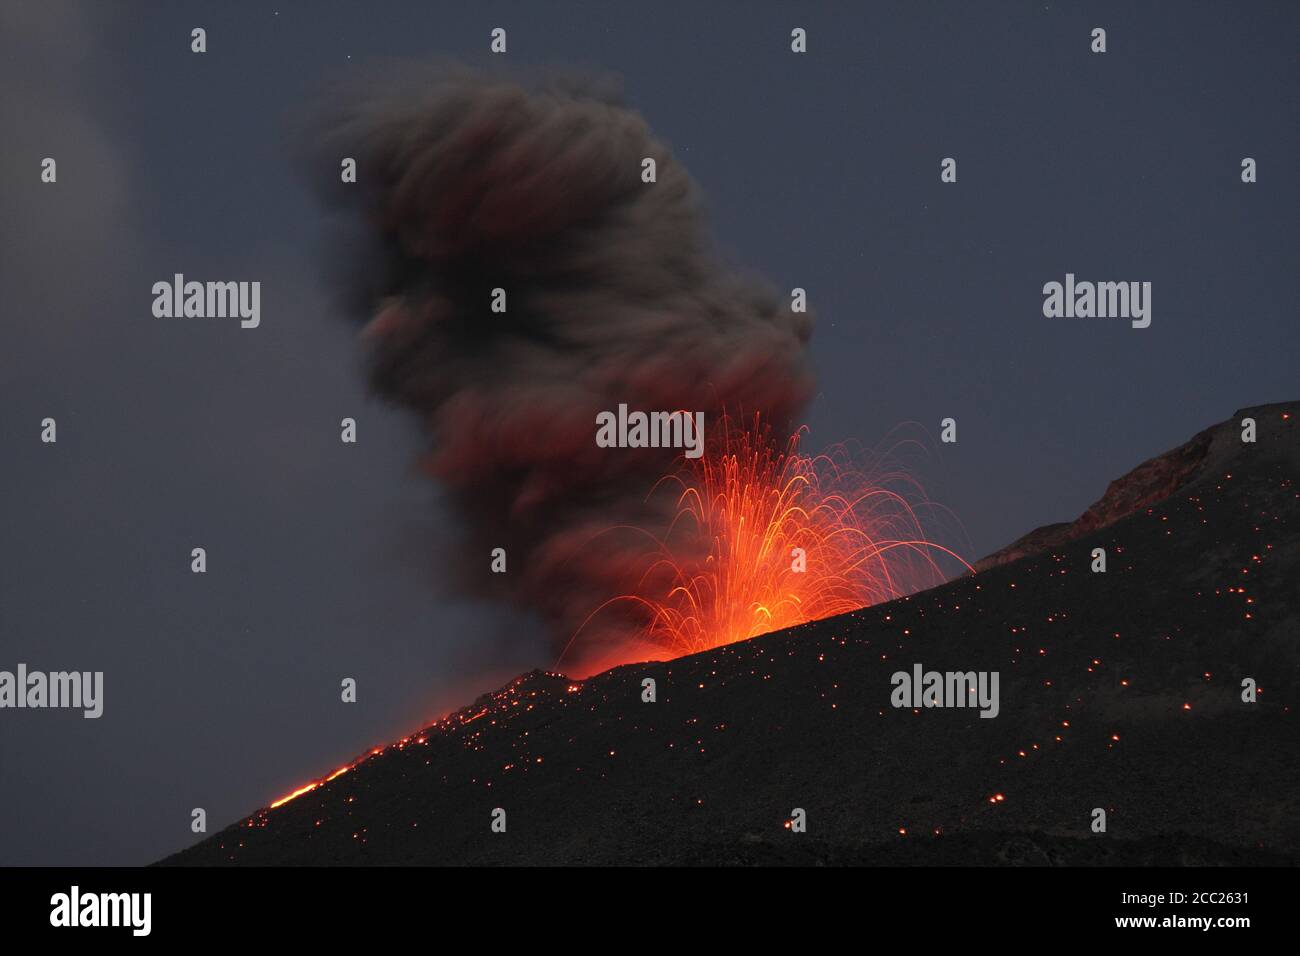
[306,63,815,670]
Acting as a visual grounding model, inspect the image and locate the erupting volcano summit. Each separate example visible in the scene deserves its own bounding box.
[165,403,1299,866]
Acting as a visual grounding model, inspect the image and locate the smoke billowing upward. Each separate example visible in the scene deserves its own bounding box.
[307,63,815,670]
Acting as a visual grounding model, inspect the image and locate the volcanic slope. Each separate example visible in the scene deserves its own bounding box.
[164,403,1299,865]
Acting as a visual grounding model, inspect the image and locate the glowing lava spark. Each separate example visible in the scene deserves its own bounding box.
[270,782,319,810]
[565,417,970,663]
[269,764,352,809]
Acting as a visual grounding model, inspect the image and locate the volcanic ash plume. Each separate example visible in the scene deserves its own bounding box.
[308,65,816,668]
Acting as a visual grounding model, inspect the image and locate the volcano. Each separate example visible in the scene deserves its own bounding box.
[162,402,1298,866]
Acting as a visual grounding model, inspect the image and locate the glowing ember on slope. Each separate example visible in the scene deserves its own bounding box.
[563,417,969,663]
[269,782,319,809]
[269,762,354,809]
[266,672,573,811]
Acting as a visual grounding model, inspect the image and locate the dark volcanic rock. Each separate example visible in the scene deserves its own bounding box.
[976,411,1230,571]
[163,403,1299,866]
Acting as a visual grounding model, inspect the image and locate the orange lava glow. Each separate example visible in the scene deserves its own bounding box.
[269,782,318,809]
[269,763,353,808]
[566,416,969,664]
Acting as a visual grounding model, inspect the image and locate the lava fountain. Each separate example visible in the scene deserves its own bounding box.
[561,415,970,668]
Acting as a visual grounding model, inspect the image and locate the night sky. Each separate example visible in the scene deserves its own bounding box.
[1,1,1295,865]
